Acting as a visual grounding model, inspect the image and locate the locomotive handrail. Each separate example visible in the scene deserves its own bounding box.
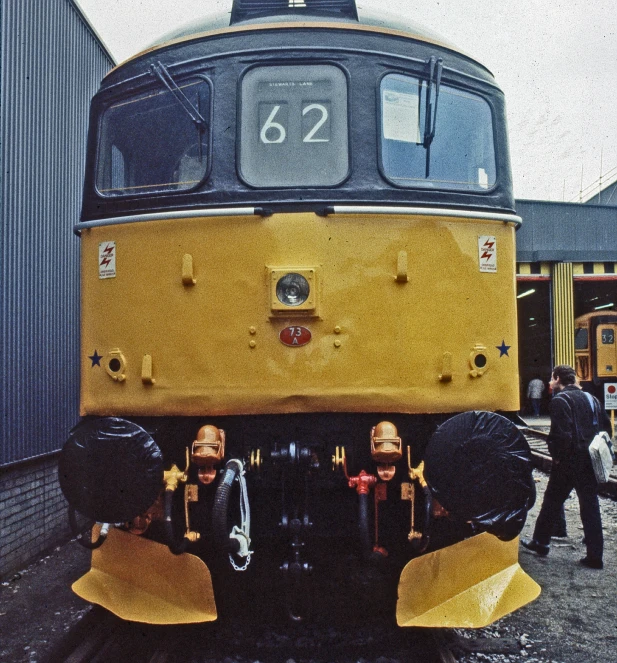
[75,205,522,234]
[325,206,523,226]
[73,207,267,234]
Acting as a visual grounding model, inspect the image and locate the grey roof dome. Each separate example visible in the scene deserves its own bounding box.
[148,4,463,57]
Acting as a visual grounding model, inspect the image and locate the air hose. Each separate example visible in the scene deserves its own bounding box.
[68,507,109,549]
[412,484,432,554]
[163,489,188,555]
[213,459,252,569]
[358,492,372,559]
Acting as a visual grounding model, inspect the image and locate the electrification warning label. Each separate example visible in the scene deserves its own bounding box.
[604,383,617,410]
[98,241,116,279]
[478,236,497,273]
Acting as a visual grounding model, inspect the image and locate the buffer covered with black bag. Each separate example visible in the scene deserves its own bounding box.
[424,411,536,540]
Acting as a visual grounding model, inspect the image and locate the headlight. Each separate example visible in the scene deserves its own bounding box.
[269,267,318,314]
[276,272,310,307]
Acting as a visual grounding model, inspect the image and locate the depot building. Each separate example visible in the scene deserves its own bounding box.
[515,183,617,412]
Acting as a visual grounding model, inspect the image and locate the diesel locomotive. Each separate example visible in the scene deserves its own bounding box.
[576,311,617,403]
[59,0,539,628]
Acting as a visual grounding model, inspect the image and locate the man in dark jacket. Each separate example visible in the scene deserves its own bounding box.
[522,364,611,569]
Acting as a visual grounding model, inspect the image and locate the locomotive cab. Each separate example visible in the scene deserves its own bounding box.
[575,311,617,399]
[59,0,540,628]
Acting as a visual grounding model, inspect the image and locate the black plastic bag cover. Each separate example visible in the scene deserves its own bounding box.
[58,417,164,524]
[424,411,536,541]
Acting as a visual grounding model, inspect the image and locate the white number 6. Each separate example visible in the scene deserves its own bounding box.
[260,105,286,144]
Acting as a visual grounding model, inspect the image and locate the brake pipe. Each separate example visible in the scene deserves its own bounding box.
[68,507,110,550]
[163,488,188,555]
[347,470,378,558]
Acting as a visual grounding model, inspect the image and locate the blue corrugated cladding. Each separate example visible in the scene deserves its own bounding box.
[516,199,617,263]
[0,1,113,465]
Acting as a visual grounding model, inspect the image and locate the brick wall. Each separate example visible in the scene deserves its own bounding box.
[0,456,71,580]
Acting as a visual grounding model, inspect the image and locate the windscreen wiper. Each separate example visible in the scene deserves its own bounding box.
[423,55,443,178]
[150,61,207,132]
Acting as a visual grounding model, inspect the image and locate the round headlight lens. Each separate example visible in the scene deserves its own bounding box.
[276,273,310,307]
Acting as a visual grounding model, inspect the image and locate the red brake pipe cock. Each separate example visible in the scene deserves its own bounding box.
[347,469,378,495]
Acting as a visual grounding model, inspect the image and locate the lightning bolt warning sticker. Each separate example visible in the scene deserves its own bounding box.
[478,236,497,273]
[98,241,116,279]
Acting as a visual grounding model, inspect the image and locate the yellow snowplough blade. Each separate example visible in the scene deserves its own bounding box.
[72,528,217,624]
[396,532,540,628]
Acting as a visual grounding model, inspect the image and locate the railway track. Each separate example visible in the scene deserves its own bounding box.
[521,427,617,499]
[45,607,467,663]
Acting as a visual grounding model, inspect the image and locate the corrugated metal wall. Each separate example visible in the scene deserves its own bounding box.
[0,1,113,465]
[516,199,617,262]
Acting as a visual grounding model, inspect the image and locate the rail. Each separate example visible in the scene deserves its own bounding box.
[521,426,617,499]
[45,610,496,663]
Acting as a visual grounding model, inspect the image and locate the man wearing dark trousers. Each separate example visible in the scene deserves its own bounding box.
[522,364,611,569]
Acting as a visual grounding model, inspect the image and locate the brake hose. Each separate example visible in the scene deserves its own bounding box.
[413,484,432,554]
[163,489,188,555]
[358,492,372,559]
[213,459,252,570]
[68,507,109,550]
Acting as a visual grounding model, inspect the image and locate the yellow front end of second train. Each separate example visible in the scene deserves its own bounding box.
[60,0,540,629]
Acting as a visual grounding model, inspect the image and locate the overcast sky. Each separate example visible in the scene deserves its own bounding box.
[77,0,617,204]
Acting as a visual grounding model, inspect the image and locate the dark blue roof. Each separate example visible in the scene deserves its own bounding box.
[148,6,465,62]
[515,199,617,262]
[585,180,617,206]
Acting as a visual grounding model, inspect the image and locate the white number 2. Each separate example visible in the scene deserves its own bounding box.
[302,103,329,142]
[260,105,286,144]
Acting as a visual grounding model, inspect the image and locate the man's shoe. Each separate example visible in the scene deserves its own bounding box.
[521,538,550,556]
[579,557,603,569]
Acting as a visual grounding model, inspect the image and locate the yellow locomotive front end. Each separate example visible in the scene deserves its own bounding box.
[60,0,539,629]
[81,211,518,417]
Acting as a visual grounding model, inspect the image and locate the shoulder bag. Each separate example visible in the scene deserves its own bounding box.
[583,392,615,483]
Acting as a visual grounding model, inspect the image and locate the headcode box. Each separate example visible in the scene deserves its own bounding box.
[604,383,617,410]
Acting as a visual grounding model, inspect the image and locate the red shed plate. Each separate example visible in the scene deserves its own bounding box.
[280,326,312,347]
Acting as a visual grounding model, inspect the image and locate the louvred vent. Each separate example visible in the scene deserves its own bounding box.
[230,0,359,25]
